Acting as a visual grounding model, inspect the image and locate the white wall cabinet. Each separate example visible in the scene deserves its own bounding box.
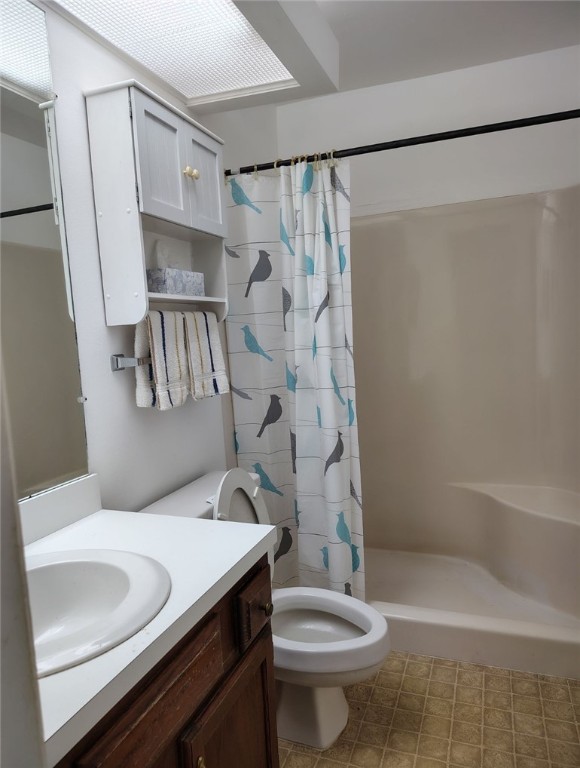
[85,82,227,326]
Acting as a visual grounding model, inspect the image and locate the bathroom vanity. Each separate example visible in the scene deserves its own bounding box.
[23,498,279,768]
[57,556,277,768]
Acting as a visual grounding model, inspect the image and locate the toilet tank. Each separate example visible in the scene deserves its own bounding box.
[140,471,227,519]
[139,470,261,519]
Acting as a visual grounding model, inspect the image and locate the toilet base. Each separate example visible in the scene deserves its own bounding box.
[276,681,349,750]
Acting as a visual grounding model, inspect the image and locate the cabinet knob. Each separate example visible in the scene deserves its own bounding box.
[262,601,274,618]
[197,757,206,768]
[183,166,201,180]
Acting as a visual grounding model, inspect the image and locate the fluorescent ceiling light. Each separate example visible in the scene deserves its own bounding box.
[0,0,53,100]
[52,0,296,102]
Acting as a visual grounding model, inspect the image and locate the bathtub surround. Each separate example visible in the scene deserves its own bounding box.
[351,186,580,675]
[225,161,364,597]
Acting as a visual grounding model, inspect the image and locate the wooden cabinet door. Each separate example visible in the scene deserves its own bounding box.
[181,632,279,768]
[182,125,226,238]
[132,89,190,226]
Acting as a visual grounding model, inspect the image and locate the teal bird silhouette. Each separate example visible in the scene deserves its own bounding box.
[241,325,273,362]
[330,366,346,405]
[351,544,360,572]
[348,398,355,426]
[321,546,329,570]
[305,255,315,276]
[233,430,239,454]
[286,362,298,392]
[252,462,283,496]
[302,163,314,195]
[316,406,322,428]
[336,511,351,545]
[312,335,317,359]
[294,499,301,528]
[280,210,295,255]
[338,244,347,274]
[230,177,261,213]
[322,204,332,247]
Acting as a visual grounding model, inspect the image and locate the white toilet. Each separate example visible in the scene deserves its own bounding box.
[142,468,390,749]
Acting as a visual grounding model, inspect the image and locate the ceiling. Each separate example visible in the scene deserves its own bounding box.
[316,1,580,93]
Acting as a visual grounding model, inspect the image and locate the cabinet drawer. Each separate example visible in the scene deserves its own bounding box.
[237,565,273,652]
[77,615,223,768]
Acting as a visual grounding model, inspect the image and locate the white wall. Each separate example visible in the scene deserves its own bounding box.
[204,45,580,215]
[0,132,60,250]
[44,11,229,509]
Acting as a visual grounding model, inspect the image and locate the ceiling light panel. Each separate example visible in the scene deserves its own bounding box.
[0,0,53,99]
[53,0,294,100]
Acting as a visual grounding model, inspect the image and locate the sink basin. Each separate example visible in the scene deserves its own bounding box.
[26,549,171,677]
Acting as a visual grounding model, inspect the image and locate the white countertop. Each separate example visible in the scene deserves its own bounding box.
[25,509,276,767]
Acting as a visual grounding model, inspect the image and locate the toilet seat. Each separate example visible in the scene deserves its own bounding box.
[214,468,270,524]
[272,587,389,674]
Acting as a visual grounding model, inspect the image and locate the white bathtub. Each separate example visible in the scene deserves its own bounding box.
[366,484,580,677]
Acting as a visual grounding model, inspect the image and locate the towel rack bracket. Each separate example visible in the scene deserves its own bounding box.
[111,353,151,372]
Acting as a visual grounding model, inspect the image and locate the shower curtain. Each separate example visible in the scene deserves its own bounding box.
[225,160,364,599]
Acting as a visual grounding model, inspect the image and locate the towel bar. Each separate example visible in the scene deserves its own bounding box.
[111,354,152,372]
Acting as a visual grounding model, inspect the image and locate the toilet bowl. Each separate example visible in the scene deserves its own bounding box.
[213,468,390,749]
[142,468,390,749]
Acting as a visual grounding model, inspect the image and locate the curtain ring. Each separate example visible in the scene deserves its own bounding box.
[252,164,259,180]
[290,155,296,166]
[274,158,282,170]
[314,152,320,171]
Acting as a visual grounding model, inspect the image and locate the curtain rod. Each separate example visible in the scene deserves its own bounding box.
[224,108,580,177]
[0,203,54,219]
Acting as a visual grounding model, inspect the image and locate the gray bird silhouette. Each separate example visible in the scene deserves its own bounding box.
[345,334,354,359]
[344,582,352,596]
[331,166,350,202]
[350,480,362,509]
[282,287,292,331]
[274,526,293,562]
[257,394,282,438]
[324,430,344,475]
[315,290,330,323]
[290,429,296,474]
[225,245,240,258]
[245,249,272,298]
[231,384,252,401]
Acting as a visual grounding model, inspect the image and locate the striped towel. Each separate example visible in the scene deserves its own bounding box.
[183,311,229,399]
[135,311,188,410]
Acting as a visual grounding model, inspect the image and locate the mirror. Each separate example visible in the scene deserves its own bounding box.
[0,0,88,499]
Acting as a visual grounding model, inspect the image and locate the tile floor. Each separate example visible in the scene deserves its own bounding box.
[277,651,580,768]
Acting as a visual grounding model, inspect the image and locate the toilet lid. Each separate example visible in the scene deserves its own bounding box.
[213,468,271,525]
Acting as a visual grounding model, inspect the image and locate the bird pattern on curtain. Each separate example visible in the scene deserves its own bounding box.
[225,161,364,599]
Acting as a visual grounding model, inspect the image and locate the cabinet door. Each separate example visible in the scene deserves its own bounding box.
[183,124,226,238]
[132,90,190,226]
[181,632,279,768]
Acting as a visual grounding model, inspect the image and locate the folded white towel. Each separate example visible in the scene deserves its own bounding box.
[135,317,156,408]
[135,311,188,410]
[183,311,229,399]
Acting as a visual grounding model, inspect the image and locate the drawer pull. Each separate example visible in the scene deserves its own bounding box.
[183,166,201,180]
[262,601,274,618]
[197,758,206,768]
